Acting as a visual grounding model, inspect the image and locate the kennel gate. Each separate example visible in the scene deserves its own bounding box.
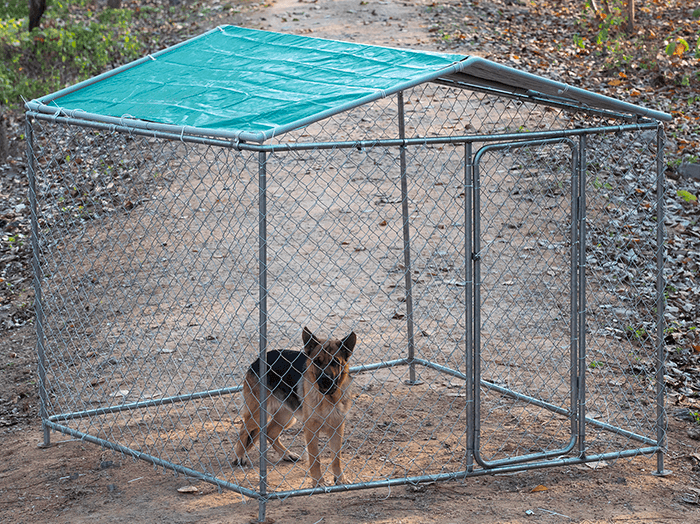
[25,26,671,520]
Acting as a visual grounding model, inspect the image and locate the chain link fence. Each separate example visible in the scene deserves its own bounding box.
[27,81,666,517]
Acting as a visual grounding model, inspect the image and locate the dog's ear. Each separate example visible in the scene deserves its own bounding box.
[340,332,356,360]
[302,326,319,354]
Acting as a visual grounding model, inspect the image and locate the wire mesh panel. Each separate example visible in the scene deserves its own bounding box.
[27,77,666,519]
[581,128,664,456]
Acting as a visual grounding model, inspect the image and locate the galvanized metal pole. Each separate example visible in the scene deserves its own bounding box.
[26,116,50,447]
[577,134,587,457]
[653,125,670,477]
[472,148,482,455]
[258,150,270,520]
[398,91,418,385]
[570,140,580,451]
[464,141,474,472]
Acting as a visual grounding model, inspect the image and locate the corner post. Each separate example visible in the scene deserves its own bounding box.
[26,115,50,447]
[653,124,671,477]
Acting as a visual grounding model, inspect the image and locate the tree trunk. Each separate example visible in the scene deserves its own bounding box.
[627,0,635,33]
[28,0,46,31]
[0,110,8,165]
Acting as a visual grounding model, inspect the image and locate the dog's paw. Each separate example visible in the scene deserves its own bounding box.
[283,451,301,462]
[311,478,327,488]
[233,457,250,467]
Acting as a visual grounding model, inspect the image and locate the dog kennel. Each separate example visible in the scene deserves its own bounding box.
[25,26,671,520]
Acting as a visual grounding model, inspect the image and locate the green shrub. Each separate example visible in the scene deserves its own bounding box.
[0,5,141,107]
[0,0,29,20]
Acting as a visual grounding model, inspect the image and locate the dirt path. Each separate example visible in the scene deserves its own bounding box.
[2,2,700,524]
[248,0,437,49]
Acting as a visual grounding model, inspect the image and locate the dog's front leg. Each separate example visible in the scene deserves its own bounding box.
[304,425,324,487]
[329,421,345,485]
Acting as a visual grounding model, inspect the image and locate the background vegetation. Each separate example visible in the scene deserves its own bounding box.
[0,0,143,106]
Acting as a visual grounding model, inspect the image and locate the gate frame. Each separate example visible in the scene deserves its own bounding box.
[472,137,580,469]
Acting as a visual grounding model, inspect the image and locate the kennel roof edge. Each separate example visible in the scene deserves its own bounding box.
[25,25,671,143]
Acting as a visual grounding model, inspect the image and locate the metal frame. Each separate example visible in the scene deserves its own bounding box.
[26,88,667,521]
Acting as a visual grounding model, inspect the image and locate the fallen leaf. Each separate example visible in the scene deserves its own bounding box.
[177,485,199,494]
[680,492,699,504]
[531,485,548,492]
[585,460,609,469]
[110,389,130,398]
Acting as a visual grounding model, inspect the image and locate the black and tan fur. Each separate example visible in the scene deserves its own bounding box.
[233,327,356,487]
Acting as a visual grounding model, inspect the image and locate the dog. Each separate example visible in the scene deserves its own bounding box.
[233,326,356,487]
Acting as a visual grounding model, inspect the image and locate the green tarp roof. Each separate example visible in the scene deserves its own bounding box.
[27,25,671,142]
[33,26,466,141]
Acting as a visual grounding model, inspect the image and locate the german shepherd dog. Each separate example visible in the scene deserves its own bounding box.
[233,327,356,487]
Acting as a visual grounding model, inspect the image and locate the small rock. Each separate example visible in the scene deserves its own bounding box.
[678,163,700,181]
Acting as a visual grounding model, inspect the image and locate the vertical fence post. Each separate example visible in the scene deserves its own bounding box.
[258,150,269,520]
[570,139,580,451]
[653,125,670,477]
[398,91,419,385]
[472,149,482,454]
[577,134,587,457]
[572,134,587,457]
[464,141,474,472]
[26,116,50,448]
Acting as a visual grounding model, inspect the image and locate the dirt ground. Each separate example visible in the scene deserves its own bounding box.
[2,0,700,523]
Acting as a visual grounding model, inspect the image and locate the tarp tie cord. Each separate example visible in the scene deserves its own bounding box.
[51,107,68,122]
[180,127,186,142]
[120,114,136,127]
[69,108,84,118]
[557,85,570,96]
[148,55,156,61]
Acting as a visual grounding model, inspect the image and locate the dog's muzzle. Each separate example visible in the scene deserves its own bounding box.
[318,373,338,395]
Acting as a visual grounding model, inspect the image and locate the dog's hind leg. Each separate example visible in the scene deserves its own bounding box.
[233,412,259,467]
[266,414,301,463]
[233,375,260,467]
